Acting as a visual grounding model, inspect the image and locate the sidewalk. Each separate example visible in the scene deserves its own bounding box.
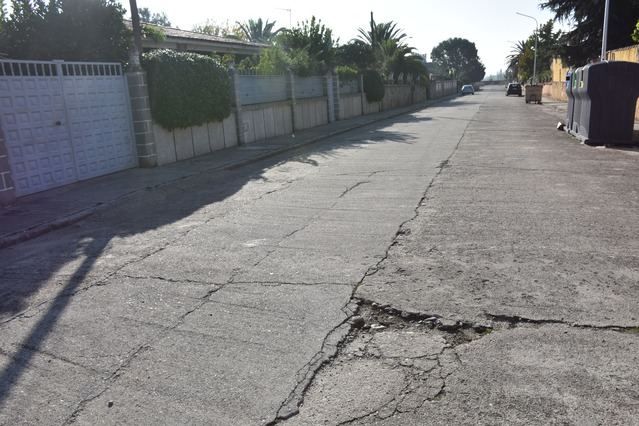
[0,96,455,249]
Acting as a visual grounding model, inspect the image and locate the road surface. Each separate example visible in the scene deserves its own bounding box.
[1,86,638,425]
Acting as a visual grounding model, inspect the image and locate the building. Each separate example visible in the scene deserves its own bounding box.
[125,21,268,57]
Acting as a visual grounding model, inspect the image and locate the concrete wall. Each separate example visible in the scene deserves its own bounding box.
[0,123,15,205]
[414,86,428,103]
[241,101,292,144]
[339,93,363,120]
[294,97,329,130]
[542,82,568,102]
[363,99,382,115]
[548,47,639,120]
[606,45,639,62]
[152,113,238,166]
[430,80,457,99]
[383,85,413,110]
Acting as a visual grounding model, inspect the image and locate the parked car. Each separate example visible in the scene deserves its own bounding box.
[461,84,475,95]
[506,83,522,96]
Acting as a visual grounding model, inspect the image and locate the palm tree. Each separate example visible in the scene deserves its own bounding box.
[376,40,426,82]
[129,0,142,69]
[505,40,526,81]
[356,12,407,47]
[353,12,424,81]
[236,18,283,43]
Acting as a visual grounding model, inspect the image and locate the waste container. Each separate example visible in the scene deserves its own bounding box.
[569,67,585,135]
[524,84,542,104]
[565,70,575,130]
[569,61,639,146]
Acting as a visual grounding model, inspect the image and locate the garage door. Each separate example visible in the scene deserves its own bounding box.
[0,60,137,196]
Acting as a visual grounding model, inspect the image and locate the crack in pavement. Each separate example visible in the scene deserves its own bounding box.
[63,285,225,424]
[116,273,224,286]
[229,281,351,287]
[277,303,479,425]
[338,181,371,198]
[63,344,152,424]
[350,118,472,296]
[266,110,478,425]
[485,312,639,333]
[267,301,358,424]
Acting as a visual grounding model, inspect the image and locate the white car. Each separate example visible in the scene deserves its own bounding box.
[461,84,475,95]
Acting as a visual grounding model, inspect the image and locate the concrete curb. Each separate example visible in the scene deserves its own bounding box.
[0,95,458,250]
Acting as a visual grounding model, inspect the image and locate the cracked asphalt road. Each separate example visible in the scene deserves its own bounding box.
[0,94,475,424]
[2,87,639,425]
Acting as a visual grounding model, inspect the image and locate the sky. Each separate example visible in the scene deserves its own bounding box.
[127,0,565,75]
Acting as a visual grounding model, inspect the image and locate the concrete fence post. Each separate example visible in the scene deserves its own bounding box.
[332,69,341,121]
[359,74,365,116]
[126,70,158,168]
[0,124,16,205]
[326,71,335,123]
[410,82,416,105]
[288,69,297,135]
[229,67,246,145]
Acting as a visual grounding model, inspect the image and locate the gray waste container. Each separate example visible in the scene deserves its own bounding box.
[569,67,585,136]
[568,61,639,146]
[565,70,575,130]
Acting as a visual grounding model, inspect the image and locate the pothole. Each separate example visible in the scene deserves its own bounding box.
[280,302,492,425]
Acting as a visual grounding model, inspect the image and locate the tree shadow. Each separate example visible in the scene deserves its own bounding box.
[0,113,428,405]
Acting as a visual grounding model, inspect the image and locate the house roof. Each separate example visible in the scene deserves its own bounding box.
[125,21,268,56]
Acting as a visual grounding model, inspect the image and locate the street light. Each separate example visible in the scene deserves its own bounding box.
[516,12,539,85]
[601,0,611,60]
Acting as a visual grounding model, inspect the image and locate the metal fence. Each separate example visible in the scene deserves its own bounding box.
[294,76,325,99]
[237,74,288,105]
[339,79,359,95]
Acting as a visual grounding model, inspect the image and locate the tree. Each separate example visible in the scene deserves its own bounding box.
[192,19,245,40]
[278,16,335,71]
[505,20,560,83]
[351,12,427,81]
[129,0,142,69]
[336,41,375,70]
[356,12,407,47]
[0,0,130,62]
[632,19,639,43]
[505,40,527,80]
[138,7,170,26]
[236,18,282,43]
[431,38,486,83]
[541,0,639,65]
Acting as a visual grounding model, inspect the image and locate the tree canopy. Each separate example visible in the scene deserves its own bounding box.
[431,38,486,84]
[344,12,427,82]
[541,0,639,65]
[192,19,245,40]
[0,0,130,61]
[236,18,283,43]
[138,7,170,27]
[505,20,560,83]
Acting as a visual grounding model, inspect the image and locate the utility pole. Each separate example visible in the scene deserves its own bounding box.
[601,0,611,61]
[277,8,292,28]
[516,12,539,85]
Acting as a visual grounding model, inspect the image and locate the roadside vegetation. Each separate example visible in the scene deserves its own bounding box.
[506,0,639,78]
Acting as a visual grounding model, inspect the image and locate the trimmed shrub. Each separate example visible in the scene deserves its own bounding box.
[142,49,231,130]
[336,65,359,81]
[363,70,385,102]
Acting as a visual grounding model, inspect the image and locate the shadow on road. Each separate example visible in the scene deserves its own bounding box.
[0,105,449,404]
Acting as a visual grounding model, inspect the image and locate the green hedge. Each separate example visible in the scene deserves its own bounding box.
[142,50,231,130]
[363,70,385,102]
[336,65,359,81]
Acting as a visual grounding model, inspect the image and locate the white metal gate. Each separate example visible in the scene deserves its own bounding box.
[0,60,137,196]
